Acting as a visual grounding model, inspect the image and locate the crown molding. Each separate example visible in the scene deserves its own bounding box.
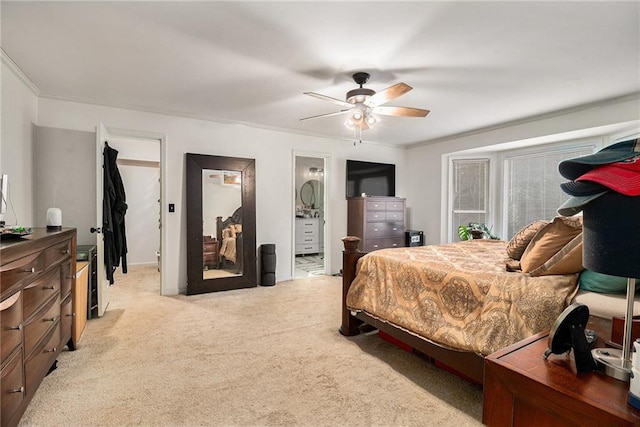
[37,92,399,148]
[1,48,41,96]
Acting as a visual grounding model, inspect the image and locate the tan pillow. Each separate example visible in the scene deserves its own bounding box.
[529,233,583,276]
[506,220,549,260]
[520,216,582,273]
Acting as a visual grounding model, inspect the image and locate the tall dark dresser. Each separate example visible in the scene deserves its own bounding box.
[347,196,406,252]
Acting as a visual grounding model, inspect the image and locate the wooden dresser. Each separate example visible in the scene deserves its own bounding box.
[347,196,406,252]
[0,228,77,427]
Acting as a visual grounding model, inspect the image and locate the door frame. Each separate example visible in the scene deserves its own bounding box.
[97,124,168,296]
[291,150,331,279]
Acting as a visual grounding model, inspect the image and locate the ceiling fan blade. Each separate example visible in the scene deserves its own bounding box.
[300,109,351,121]
[365,83,412,107]
[303,92,353,108]
[372,106,430,117]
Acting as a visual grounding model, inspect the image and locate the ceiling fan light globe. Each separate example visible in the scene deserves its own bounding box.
[352,111,363,120]
[345,119,355,129]
[366,115,376,126]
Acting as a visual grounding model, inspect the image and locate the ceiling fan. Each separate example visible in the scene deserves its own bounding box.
[301,72,430,133]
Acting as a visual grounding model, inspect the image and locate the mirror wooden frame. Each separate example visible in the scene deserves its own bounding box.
[186,153,257,295]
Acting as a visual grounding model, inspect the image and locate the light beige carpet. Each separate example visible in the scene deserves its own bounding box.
[19,265,483,426]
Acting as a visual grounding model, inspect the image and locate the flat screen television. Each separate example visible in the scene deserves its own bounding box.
[346,160,395,198]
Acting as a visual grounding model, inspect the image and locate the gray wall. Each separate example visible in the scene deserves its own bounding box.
[33,125,96,246]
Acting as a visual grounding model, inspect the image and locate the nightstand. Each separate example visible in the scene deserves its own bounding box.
[483,331,640,426]
[203,236,219,269]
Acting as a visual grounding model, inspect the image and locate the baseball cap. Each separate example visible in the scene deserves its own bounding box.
[558,138,640,180]
[576,155,640,196]
[560,180,608,197]
[557,191,608,217]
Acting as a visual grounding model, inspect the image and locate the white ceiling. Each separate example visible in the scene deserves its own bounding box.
[2,1,639,147]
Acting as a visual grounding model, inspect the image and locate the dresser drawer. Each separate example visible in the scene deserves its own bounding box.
[385,210,404,221]
[366,222,404,238]
[386,201,404,211]
[0,292,23,365]
[366,200,386,211]
[43,239,72,271]
[297,228,317,239]
[295,243,319,255]
[24,293,60,359]
[23,268,60,321]
[0,252,43,295]
[60,259,73,298]
[25,325,60,397]
[1,349,25,426]
[366,211,387,222]
[364,237,405,252]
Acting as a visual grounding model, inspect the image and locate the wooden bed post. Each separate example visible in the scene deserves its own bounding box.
[340,236,365,336]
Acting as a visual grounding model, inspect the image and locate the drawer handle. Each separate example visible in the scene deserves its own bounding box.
[9,323,23,331]
[66,313,76,317]
[60,249,70,254]
[43,285,56,290]
[393,228,397,231]
[392,244,398,247]
[44,317,58,322]
[373,228,379,232]
[44,347,57,353]
[10,387,25,394]
[22,267,36,273]
[373,245,379,248]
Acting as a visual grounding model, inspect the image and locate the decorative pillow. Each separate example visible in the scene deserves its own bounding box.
[579,269,630,294]
[529,233,583,276]
[506,220,549,260]
[520,216,583,273]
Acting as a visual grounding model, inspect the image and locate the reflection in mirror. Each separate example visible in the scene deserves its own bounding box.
[186,153,256,295]
[300,179,323,209]
[202,169,242,279]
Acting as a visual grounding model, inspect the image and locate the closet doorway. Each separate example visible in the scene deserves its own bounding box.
[106,132,163,295]
[293,153,329,278]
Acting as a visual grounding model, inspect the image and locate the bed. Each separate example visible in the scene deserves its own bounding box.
[216,207,243,273]
[340,217,590,383]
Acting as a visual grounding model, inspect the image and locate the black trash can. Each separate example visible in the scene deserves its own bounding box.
[260,244,276,286]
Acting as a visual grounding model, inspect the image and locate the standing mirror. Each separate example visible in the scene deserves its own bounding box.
[186,153,256,294]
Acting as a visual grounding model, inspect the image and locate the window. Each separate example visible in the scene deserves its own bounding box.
[504,146,593,238]
[451,159,489,241]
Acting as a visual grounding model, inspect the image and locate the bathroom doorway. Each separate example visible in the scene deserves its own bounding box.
[293,154,328,278]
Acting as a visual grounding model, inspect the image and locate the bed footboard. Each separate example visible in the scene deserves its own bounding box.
[339,236,366,336]
[339,236,485,384]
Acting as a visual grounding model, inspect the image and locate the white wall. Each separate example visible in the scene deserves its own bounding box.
[33,126,96,245]
[35,97,405,294]
[1,59,38,226]
[202,171,241,237]
[108,137,161,266]
[116,163,160,265]
[404,96,640,246]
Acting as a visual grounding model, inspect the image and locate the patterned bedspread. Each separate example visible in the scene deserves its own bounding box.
[346,240,579,356]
